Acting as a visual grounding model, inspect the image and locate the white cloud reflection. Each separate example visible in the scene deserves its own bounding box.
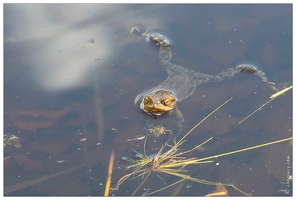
[4,4,164,92]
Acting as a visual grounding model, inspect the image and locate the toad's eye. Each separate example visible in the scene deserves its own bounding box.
[144,96,152,105]
[161,99,172,106]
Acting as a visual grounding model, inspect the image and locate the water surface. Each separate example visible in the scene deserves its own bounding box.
[4,4,292,196]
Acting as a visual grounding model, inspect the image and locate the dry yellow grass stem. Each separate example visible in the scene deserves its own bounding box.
[104,151,115,196]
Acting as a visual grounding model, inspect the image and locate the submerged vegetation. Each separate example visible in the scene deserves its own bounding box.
[107,86,292,196]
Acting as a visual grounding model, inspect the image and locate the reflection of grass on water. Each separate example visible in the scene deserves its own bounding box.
[110,86,292,196]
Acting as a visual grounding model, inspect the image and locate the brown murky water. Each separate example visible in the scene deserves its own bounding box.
[4,4,292,196]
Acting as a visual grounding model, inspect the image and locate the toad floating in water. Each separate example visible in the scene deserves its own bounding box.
[132,26,278,144]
